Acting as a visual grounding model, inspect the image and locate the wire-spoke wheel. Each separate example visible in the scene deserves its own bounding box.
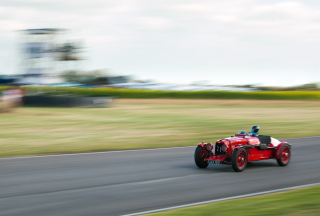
[232,148,247,172]
[277,144,291,166]
[194,146,209,168]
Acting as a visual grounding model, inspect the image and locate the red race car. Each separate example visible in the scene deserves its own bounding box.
[194,130,291,172]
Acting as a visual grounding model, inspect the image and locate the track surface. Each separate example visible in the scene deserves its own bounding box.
[0,137,319,216]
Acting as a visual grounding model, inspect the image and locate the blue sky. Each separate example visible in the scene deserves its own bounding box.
[0,0,320,86]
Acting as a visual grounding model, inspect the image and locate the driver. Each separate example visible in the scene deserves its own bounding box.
[249,125,260,137]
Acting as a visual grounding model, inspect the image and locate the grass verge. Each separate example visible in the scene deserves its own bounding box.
[143,185,320,216]
[0,99,319,157]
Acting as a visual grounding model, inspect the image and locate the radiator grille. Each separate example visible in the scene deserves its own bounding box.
[215,143,226,155]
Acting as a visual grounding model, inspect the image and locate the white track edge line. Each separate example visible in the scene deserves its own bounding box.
[0,146,195,160]
[121,182,320,216]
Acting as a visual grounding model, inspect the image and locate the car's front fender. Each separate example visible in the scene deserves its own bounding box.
[197,141,207,147]
[234,144,244,150]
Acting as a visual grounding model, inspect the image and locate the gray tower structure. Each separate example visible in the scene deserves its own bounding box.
[19,28,82,85]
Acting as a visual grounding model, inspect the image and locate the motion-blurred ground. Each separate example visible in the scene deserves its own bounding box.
[1,99,319,157]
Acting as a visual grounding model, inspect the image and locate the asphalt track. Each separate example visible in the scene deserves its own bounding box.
[0,137,319,216]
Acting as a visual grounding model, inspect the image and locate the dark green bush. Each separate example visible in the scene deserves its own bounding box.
[24,87,320,100]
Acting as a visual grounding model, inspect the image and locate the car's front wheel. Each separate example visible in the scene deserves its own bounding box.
[194,146,209,168]
[277,144,291,166]
[232,148,247,172]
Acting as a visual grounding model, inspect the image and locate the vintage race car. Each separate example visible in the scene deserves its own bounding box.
[194,132,291,172]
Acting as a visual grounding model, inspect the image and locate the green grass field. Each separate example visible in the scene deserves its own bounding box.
[1,99,319,157]
[143,185,320,216]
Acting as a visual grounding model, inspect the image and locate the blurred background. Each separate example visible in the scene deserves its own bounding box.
[0,0,320,88]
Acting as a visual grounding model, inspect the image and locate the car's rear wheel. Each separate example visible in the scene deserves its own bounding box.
[194,146,209,168]
[232,148,247,172]
[277,144,291,166]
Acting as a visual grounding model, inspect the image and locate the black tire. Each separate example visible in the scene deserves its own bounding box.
[232,148,247,172]
[277,144,291,166]
[194,146,209,168]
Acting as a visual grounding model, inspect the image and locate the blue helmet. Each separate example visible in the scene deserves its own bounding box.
[235,130,247,137]
[250,125,260,136]
[238,130,246,135]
